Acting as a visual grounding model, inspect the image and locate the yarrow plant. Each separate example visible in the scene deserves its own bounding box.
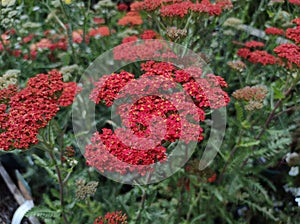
[0,0,299,223]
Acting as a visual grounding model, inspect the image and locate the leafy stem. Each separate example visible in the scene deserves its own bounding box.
[48,151,69,224]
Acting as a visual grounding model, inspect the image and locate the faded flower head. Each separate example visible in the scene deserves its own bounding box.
[227,60,246,72]
[22,22,42,29]
[60,64,81,81]
[166,26,187,40]
[232,85,268,111]
[0,69,19,89]
[75,179,99,200]
[223,17,243,28]
[1,0,16,7]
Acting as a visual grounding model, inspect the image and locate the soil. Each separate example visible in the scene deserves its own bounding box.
[0,171,30,224]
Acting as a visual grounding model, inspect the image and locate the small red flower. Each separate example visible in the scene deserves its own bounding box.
[265,27,285,36]
[94,211,128,224]
[89,26,110,37]
[244,41,265,48]
[117,3,128,11]
[207,173,217,183]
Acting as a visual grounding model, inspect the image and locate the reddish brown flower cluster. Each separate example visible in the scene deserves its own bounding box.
[265,27,285,36]
[86,61,230,174]
[94,211,128,224]
[131,0,233,17]
[232,85,268,111]
[232,85,268,102]
[227,60,247,72]
[0,71,79,151]
[61,146,76,162]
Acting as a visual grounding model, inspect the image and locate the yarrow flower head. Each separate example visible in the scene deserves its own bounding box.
[232,85,268,111]
[0,70,80,151]
[94,211,128,224]
[118,11,143,26]
[274,43,300,68]
[75,179,99,200]
[286,25,300,44]
[237,48,279,66]
[131,0,233,17]
[265,27,285,36]
[227,60,247,72]
[85,61,230,175]
[244,41,265,48]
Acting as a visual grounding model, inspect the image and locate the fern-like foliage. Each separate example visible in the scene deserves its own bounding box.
[25,206,60,219]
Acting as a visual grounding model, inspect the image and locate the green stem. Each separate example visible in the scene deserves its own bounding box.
[48,151,69,224]
[59,0,77,64]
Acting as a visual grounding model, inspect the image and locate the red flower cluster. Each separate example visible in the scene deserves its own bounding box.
[85,128,167,172]
[89,71,135,107]
[113,40,177,61]
[0,85,18,104]
[131,0,232,17]
[122,35,139,43]
[58,82,82,107]
[94,211,128,224]
[0,71,79,151]
[140,30,157,39]
[292,18,300,25]
[118,12,143,26]
[265,27,285,36]
[238,17,300,69]
[117,3,129,11]
[89,26,110,37]
[237,48,279,66]
[289,0,300,5]
[286,25,300,44]
[274,43,300,68]
[93,17,105,24]
[160,1,192,17]
[86,61,230,174]
[244,41,265,48]
[121,30,158,44]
